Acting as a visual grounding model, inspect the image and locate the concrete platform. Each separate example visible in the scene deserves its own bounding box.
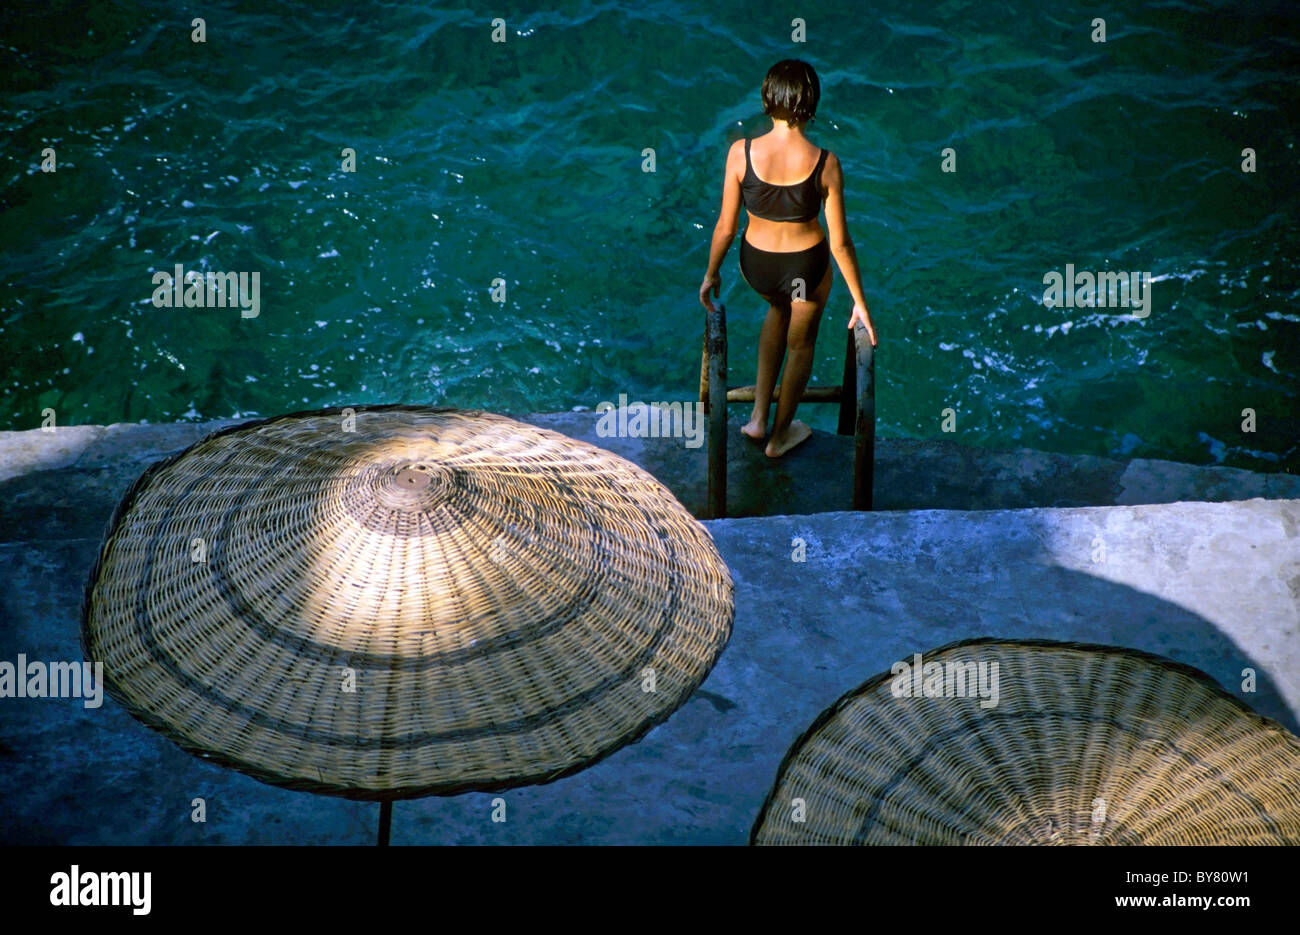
[3,412,1298,533]
[0,416,1297,844]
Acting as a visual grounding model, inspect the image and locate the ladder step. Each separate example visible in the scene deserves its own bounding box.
[726,384,843,403]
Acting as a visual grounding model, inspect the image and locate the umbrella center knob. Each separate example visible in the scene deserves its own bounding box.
[394,466,432,490]
[379,463,453,508]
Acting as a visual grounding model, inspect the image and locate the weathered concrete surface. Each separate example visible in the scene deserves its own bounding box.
[2,414,1296,844]
[2,414,1297,534]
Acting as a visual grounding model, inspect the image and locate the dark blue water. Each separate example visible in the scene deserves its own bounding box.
[2,0,1297,470]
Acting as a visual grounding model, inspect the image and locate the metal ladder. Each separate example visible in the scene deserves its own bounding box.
[699,302,875,519]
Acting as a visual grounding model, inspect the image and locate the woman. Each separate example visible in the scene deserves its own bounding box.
[699,59,877,458]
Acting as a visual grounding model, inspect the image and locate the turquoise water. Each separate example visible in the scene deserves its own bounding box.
[3,1,1297,471]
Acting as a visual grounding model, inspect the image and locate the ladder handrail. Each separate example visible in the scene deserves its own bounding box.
[850,322,875,511]
[704,303,728,520]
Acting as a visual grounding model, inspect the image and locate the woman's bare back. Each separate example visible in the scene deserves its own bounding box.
[742,131,827,252]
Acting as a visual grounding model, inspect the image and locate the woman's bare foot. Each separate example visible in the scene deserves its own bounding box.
[765,420,811,458]
[741,417,766,440]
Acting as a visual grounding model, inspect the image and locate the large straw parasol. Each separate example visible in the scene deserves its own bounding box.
[82,405,734,842]
[751,638,1300,845]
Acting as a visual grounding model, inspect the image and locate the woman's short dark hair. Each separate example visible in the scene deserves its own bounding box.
[761,59,820,125]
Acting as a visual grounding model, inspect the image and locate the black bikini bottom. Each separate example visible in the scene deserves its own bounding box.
[739,235,830,302]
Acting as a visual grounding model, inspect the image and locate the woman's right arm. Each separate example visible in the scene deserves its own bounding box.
[823,152,878,346]
[700,140,745,311]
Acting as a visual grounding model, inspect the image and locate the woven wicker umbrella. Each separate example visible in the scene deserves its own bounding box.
[82,405,734,843]
[752,639,1300,845]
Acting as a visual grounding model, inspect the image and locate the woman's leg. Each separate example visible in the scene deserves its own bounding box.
[743,299,790,439]
[766,259,833,458]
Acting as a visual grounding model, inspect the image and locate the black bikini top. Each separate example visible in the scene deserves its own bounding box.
[741,137,828,223]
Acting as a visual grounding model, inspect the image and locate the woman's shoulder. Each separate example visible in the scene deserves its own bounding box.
[818,149,842,192]
[727,137,747,164]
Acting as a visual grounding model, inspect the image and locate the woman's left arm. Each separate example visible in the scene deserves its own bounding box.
[700,140,745,311]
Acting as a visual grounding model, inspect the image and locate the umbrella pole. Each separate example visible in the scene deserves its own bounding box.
[377,801,392,846]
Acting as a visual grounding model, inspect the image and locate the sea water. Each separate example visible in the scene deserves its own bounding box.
[2,0,1296,471]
